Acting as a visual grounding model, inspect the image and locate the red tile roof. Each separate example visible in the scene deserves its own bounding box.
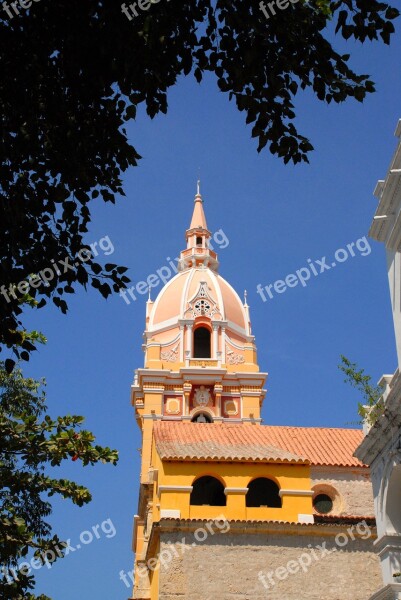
[153,422,365,467]
[159,517,376,527]
[262,424,365,467]
[154,421,307,463]
[314,515,375,525]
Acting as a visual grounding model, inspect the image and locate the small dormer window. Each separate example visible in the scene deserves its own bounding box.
[191,412,213,423]
[196,236,202,247]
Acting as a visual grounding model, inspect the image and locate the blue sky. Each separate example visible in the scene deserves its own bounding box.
[14,21,401,600]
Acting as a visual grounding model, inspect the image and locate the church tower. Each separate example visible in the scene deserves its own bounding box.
[134,183,265,428]
[130,188,382,600]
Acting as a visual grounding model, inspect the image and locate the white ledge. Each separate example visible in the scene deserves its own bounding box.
[158,486,193,498]
[298,514,314,524]
[160,509,181,519]
[279,489,314,497]
[224,487,249,495]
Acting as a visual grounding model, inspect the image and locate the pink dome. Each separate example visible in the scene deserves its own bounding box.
[149,267,248,335]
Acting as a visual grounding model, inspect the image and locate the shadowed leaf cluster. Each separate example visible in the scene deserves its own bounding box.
[0,0,398,365]
[0,362,118,599]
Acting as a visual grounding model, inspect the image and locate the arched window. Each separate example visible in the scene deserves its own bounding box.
[246,478,282,508]
[191,412,213,423]
[190,476,226,506]
[196,236,203,247]
[193,327,211,358]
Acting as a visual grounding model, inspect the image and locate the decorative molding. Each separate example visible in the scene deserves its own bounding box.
[186,281,221,319]
[226,349,245,365]
[189,359,218,367]
[194,385,212,407]
[143,383,165,390]
[190,406,214,420]
[165,397,181,415]
[161,343,179,362]
[223,398,239,416]
[164,385,183,392]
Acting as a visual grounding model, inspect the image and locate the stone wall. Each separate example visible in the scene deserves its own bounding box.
[157,525,381,600]
[311,466,375,517]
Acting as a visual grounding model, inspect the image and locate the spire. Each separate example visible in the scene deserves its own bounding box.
[189,181,208,230]
[145,287,153,325]
[243,290,252,336]
[178,185,219,273]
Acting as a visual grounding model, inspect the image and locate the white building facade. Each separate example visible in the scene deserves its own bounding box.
[355,119,401,600]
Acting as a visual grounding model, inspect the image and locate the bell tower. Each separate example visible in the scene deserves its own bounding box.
[132,186,267,473]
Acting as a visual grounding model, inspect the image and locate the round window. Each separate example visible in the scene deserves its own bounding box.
[194,299,211,316]
[313,493,333,514]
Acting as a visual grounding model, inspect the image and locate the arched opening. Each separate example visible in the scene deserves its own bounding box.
[191,412,213,423]
[193,326,211,358]
[190,476,226,506]
[246,478,282,508]
[385,464,401,533]
[196,236,203,247]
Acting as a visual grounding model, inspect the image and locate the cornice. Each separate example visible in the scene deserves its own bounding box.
[355,371,401,465]
[370,119,401,247]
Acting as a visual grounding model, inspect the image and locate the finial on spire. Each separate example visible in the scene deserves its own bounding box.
[244,290,248,306]
[148,287,152,302]
[196,178,201,197]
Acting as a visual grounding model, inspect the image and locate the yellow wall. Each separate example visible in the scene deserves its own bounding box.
[152,441,313,523]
